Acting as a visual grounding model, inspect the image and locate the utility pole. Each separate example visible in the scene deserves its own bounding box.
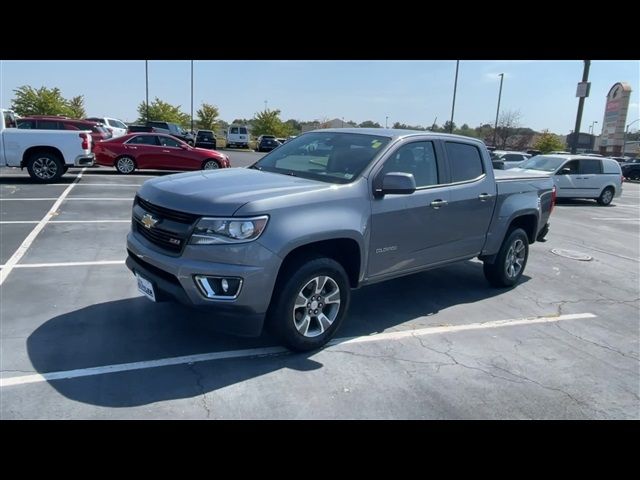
[190,60,194,134]
[492,73,504,147]
[449,60,460,133]
[145,60,149,122]
[571,60,591,154]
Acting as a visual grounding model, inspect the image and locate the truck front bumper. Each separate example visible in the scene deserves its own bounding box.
[126,231,282,337]
[74,153,95,167]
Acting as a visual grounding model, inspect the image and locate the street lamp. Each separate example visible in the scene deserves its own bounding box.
[264,100,268,111]
[385,116,389,129]
[623,118,640,156]
[588,120,598,135]
[449,60,460,133]
[493,73,504,147]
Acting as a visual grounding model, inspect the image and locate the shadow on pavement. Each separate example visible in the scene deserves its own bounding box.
[27,260,527,407]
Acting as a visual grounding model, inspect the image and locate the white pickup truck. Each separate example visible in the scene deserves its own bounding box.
[1,109,94,182]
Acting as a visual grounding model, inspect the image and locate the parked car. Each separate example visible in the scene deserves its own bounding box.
[621,158,640,180]
[512,155,623,205]
[490,150,530,170]
[126,129,554,351]
[256,135,280,152]
[17,115,111,148]
[227,125,250,148]
[93,133,230,174]
[1,109,94,182]
[85,116,128,138]
[195,130,217,150]
[146,121,195,145]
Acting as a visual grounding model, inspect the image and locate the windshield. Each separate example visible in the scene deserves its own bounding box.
[518,156,565,172]
[253,132,391,184]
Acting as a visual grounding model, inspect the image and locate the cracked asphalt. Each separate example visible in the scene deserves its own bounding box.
[0,160,638,419]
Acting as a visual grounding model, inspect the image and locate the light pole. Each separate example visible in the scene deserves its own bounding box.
[341,117,344,128]
[589,120,598,135]
[385,116,388,129]
[449,60,460,133]
[571,60,591,154]
[493,73,504,147]
[264,100,268,111]
[190,60,194,134]
[145,60,149,122]
[623,118,640,156]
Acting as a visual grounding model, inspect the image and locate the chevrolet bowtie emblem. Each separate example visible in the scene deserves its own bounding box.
[141,213,159,229]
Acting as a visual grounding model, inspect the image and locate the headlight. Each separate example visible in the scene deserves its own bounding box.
[189,216,268,245]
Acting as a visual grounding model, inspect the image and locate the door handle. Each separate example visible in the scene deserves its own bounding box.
[430,199,448,209]
[128,146,137,150]
[478,193,493,201]
[162,149,171,153]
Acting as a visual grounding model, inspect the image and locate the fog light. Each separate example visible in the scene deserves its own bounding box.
[194,275,242,299]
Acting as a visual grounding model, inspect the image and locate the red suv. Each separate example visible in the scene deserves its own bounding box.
[17,115,112,147]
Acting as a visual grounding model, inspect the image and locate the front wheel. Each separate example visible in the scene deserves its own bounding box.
[269,257,350,351]
[597,187,614,206]
[483,228,529,287]
[203,159,220,170]
[115,156,136,174]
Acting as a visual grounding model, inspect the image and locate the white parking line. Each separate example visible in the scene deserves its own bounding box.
[0,220,129,224]
[0,169,86,286]
[0,197,133,201]
[591,217,639,221]
[12,260,125,269]
[44,183,141,187]
[0,198,59,201]
[0,312,596,388]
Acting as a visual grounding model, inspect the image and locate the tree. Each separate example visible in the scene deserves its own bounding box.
[67,95,86,118]
[251,108,290,137]
[442,120,456,133]
[137,97,190,125]
[496,110,522,149]
[196,103,220,131]
[533,130,565,153]
[359,120,381,128]
[11,85,84,117]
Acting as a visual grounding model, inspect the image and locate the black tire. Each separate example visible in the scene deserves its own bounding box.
[597,187,614,206]
[483,228,529,288]
[269,257,351,351]
[26,152,64,183]
[62,166,69,174]
[202,159,220,170]
[115,156,136,174]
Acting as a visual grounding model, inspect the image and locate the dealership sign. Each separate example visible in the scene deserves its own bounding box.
[599,82,632,151]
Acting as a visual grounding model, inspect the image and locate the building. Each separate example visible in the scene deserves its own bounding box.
[301,118,350,132]
[598,82,632,156]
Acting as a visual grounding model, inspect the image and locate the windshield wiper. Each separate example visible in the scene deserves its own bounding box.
[248,164,262,170]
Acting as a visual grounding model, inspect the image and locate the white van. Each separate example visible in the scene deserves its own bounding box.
[227,125,250,149]
[514,155,623,206]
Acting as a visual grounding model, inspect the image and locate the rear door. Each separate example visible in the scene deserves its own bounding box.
[441,141,497,258]
[124,135,161,168]
[578,158,604,198]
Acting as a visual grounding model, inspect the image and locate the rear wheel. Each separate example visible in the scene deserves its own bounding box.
[115,156,136,174]
[483,228,529,287]
[269,257,350,351]
[26,152,64,182]
[597,187,614,206]
[203,159,220,170]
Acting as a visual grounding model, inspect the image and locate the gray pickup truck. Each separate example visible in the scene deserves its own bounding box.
[126,129,555,350]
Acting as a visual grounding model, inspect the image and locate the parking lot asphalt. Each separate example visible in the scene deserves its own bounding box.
[0,156,638,419]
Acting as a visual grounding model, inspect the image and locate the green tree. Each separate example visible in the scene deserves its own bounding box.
[251,108,290,137]
[11,85,79,117]
[359,120,381,128]
[67,95,86,118]
[533,130,565,153]
[137,97,190,125]
[442,121,456,133]
[196,103,220,130]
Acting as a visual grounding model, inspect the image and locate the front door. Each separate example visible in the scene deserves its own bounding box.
[554,159,582,197]
[368,140,453,278]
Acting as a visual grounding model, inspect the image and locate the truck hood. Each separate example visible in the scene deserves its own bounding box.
[137,168,329,216]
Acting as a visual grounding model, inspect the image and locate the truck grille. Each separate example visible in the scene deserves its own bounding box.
[133,196,199,254]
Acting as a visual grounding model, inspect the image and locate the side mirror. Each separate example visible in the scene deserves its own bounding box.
[379,172,416,195]
[558,167,572,175]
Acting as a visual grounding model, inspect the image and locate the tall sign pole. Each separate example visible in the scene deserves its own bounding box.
[449,60,459,133]
[191,60,194,134]
[571,60,591,154]
[145,60,149,122]
[493,73,504,147]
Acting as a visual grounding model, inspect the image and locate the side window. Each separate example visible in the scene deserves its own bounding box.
[17,119,33,129]
[128,135,159,146]
[504,154,523,162]
[239,127,248,135]
[111,119,126,129]
[381,141,439,188]
[559,160,579,174]
[230,127,239,134]
[38,120,62,129]
[445,142,484,182]
[63,123,80,130]
[159,136,181,147]
[579,159,602,174]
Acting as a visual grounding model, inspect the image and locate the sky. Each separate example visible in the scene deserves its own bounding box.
[0,60,638,134]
